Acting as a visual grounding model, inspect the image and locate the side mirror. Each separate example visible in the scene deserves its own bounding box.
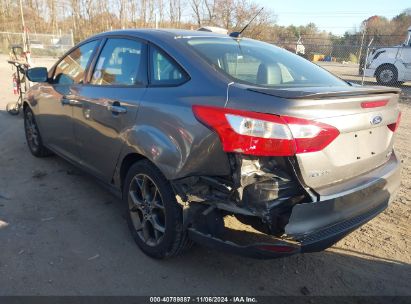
[26,67,48,82]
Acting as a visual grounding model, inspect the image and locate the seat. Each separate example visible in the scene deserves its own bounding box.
[116,52,141,85]
[256,63,283,85]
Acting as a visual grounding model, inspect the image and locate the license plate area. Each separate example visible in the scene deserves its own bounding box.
[322,125,393,167]
[350,126,390,161]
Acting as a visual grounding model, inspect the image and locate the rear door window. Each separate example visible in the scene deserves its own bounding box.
[53,40,98,85]
[91,38,146,86]
[149,46,188,86]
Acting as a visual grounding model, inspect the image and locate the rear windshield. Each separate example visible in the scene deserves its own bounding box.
[184,37,347,88]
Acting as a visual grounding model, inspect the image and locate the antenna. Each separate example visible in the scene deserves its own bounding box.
[229,7,264,39]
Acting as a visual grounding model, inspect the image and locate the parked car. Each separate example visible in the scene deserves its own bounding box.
[24,29,401,259]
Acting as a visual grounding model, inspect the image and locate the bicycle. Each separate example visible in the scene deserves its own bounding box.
[6,45,30,115]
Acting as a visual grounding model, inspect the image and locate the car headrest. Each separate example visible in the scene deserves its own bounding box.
[120,52,140,72]
[257,63,282,85]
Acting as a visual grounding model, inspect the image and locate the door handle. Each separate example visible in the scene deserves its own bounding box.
[107,102,127,114]
[61,98,71,105]
[61,97,82,107]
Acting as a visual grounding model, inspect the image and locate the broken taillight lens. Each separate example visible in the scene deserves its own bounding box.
[192,105,340,156]
[388,111,401,132]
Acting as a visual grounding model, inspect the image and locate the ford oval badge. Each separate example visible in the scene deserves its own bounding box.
[371,115,382,125]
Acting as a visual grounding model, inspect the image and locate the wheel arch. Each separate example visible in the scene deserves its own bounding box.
[118,152,147,193]
[23,97,40,116]
[116,147,177,198]
[23,100,29,110]
[22,100,33,112]
[114,126,184,192]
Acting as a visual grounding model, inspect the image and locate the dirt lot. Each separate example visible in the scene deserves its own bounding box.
[0,55,410,296]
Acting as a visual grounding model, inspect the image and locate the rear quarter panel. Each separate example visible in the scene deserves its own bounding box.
[114,32,237,181]
[117,80,232,181]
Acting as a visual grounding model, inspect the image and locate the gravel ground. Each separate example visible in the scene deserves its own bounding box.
[0,55,410,296]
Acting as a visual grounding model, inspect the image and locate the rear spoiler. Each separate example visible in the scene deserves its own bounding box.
[248,86,401,99]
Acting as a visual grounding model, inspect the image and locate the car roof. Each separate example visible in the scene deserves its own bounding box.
[90,28,229,41]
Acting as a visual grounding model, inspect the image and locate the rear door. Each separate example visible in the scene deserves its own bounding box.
[71,37,148,182]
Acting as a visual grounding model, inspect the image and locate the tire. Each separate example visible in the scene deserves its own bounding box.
[123,159,192,259]
[376,65,399,86]
[24,107,53,157]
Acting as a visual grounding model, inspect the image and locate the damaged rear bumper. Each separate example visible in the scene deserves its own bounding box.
[188,228,301,259]
[285,152,401,253]
[176,153,401,259]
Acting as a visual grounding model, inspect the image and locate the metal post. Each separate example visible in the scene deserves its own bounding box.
[361,38,374,86]
[70,29,74,47]
[358,21,367,63]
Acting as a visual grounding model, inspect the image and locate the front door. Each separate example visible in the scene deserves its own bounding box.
[71,38,148,182]
[37,40,99,162]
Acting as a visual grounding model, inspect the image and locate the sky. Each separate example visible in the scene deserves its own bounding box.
[257,0,410,35]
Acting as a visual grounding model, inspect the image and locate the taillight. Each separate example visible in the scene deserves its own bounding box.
[282,116,340,153]
[192,105,340,156]
[361,100,388,108]
[388,111,401,132]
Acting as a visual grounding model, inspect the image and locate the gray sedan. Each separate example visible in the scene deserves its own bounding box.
[24,29,401,258]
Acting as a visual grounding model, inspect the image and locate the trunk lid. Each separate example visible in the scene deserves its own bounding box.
[226,84,401,190]
[247,85,400,100]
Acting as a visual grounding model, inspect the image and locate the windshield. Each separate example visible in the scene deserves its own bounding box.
[184,37,348,88]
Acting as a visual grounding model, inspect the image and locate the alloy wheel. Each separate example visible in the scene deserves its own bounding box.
[128,174,166,247]
[25,111,40,150]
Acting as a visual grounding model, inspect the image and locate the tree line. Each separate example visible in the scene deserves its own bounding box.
[0,0,277,41]
[0,0,409,55]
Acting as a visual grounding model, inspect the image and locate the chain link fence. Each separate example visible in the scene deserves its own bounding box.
[0,31,74,58]
[1,30,410,92]
[274,40,411,89]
